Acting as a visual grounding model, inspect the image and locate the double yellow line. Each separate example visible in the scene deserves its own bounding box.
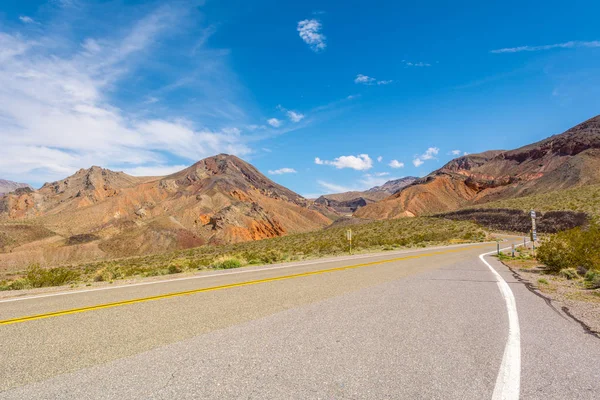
[0,244,489,326]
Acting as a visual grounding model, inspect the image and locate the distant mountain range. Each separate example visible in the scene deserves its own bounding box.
[356,115,600,219]
[0,179,30,196]
[315,176,417,214]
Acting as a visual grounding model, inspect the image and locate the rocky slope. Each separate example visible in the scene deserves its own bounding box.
[0,180,31,196]
[356,115,600,219]
[0,155,331,267]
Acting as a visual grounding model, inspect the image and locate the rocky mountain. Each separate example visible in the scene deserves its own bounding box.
[316,176,418,214]
[0,155,331,267]
[356,115,600,219]
[365,176,418,195]
[0,179,31,196]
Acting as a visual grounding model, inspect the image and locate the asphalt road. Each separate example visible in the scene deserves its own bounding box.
[1,240,599,399]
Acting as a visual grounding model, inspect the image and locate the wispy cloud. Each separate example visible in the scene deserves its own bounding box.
[317,180,352,193]
[287,110,305,122]
[402,60,431,67]
[122,164,188,177]
[491,40,600,54]
[0,4,252,184]
[413,147,439,167]
[449,149,462,156]
[377,156,383,162]
[388,160,404,168]
[267,118,282,128]
[315,154,373,171]
[268,167,297,175]
[297,19,326,52]
[277,105,305,123]
[19,16,38,24]
[354,74,393,85]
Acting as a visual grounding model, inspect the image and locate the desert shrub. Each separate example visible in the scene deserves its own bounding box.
[584,270,600,289]
[212,256,244,269]
[66,234,100,245]
[559,268,579,280]
[435,208,588,233]
[537,222,600,273]
[25,264,80,288]
[168,265,182,274]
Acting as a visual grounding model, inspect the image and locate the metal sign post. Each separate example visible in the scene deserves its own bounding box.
[346,229,352,255]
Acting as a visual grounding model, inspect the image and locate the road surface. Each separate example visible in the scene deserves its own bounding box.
[1,240,599,399]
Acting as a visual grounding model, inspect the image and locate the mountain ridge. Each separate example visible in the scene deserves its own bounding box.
[356,115,600,219]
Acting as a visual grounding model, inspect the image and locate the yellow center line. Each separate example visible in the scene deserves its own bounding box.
[0,244,491,326]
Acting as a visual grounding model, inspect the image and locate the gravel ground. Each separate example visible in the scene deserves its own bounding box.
[500,258,600,336]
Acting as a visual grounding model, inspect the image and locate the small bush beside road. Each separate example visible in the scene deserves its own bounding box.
[537,222,600,274]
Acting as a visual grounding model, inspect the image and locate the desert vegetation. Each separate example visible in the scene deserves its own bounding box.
[435,208,588,233]
[536,222,600,287]
[0,217,487,291]
[471,184,600,219]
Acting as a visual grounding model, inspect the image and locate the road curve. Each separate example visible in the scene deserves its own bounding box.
[1,240,599,399]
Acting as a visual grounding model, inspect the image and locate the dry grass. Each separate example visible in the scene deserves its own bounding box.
[0,217,487,290]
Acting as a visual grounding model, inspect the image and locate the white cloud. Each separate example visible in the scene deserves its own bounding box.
[0,7,252,184]
[373,172,389,176]
[413,158,424,167]
[19,16,37,24]
[421,147,440,160]
[377,156,383,162]
[317,180,352,193]
[389,160,405,168]
[268,168,297,175]
[359,175,393,189]
[287,110,305,123]
[122,164,188,176]
[145,96,159,104]
[491,41,600,54]
[267,118,282,128]
[314,154,373,171]
[402,60,432,67]
[412,147,439,168]
[355,74,392,86]
[450,149,462,156]
[297,19,326,52]
[355,74,375,84]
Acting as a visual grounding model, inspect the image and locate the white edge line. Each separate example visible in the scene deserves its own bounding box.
[480,243,523,400]
[0,241,497,304]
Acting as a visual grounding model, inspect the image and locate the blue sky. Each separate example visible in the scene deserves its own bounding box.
[1,0,599,196]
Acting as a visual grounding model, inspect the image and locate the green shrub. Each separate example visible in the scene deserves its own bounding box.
[559,268,579,280]
[584,270,600,289]
[168,265,182,274]
[25,264,81,288]
[537,222,600,273]
[212,256,244,269]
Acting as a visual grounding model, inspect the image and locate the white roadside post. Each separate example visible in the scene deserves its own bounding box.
[530,210,537,252]
[346,229,353,255]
